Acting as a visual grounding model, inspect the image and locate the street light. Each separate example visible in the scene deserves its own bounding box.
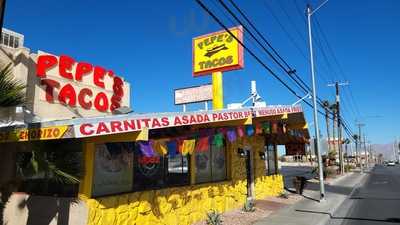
[306,0,328,201]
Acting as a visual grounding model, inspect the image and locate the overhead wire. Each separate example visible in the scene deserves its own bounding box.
[194,0,356,139]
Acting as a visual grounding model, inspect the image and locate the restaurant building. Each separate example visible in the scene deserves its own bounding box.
[0,29,309,225]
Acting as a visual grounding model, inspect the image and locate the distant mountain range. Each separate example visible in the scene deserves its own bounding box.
[372,143,400,161]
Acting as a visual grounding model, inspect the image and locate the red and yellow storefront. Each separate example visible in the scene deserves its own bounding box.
[0,105,307,225]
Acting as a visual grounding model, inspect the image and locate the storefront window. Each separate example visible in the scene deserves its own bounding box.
[92,141,190,196]
[92,142,134,197]
[195,143,227,184]
[16,140,82,197]
[166,154,189,185]
[265,144,277,175]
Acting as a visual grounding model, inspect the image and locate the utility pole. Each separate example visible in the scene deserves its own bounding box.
[322,101,331,153]
[363,134,368,169]
[356,123,365,172]
[328,82,348,174]
[353,134,359,165]
[307,0,328,201]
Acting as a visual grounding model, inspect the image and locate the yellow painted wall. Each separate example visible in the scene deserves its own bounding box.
[84,136,284,225]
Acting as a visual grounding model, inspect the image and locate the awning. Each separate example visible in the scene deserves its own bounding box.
[0,105,309,143]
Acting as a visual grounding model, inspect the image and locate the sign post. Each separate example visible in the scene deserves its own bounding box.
[212,71,223,109]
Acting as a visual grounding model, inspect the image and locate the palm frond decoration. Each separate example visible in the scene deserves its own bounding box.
[0,63,25,107]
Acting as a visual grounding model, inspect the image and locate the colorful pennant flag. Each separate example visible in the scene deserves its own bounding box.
[138,141,154,157]
[213,133,224,148]
[153,140,168,155]
[262,122,271,134]
[226,129,237,142]
[167,140,178,157]
[271,121,278,134]
[255,123,263,134]
[237,126,245,137]
[182,139,196,155]
[245,125,255,136]
[196,136,209,152]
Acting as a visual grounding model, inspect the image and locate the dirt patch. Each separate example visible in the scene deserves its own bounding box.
[193,194,303,225]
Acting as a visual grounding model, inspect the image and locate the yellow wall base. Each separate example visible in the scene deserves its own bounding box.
[85,175,283,225]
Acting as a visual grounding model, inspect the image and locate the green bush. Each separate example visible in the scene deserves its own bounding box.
[344,164,355,172]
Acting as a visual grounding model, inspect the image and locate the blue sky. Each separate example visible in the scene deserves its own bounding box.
[5,0,400,144]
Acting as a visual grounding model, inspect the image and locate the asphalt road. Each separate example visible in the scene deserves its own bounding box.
[328,164,400,225]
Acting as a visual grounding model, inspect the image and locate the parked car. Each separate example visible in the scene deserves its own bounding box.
[387,161,396,166]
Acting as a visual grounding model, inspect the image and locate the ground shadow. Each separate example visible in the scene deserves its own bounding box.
[295,209,400,224]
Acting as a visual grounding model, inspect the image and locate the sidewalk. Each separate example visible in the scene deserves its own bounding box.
[253,171,367,225]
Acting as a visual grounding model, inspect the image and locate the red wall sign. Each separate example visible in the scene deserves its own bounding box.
[36,54,125,112]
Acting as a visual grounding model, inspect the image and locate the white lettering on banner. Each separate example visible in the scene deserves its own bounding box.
[75,110,252,137]
[255,105,302,117]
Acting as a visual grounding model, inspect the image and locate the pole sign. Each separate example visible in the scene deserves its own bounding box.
[192,26,244,77]
[174,84,213,105]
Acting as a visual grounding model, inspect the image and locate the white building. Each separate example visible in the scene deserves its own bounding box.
[0,28,131,127]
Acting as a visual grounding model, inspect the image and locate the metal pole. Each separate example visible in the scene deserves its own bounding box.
[364,135,368,169]
[183,104,186,112]
[357,123,364,172]
[335,82,344,174]
[307,4,325,201]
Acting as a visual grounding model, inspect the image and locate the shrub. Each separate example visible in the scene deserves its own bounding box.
[242,199,256,212]
[206,210,223,225]
[324,167,336,178]
[344,164,355,172]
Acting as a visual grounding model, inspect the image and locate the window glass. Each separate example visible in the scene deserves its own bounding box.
[167,154,190,185]
[195,142,227,183]
[265,144,276,175]
[3,33,9,46]
[16,140,82,197]
[211,144,227,181]
[9,35,14,48]
[14,37,19,48]
[133,145,165,191]
[195,149,212,183]
[92,142,134,197]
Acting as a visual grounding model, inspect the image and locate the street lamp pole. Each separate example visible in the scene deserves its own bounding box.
[306,0,328,201]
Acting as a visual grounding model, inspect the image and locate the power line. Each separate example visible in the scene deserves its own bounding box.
[313,16,362,118]
[194,0,356,139]
[262,0,333,85]
[220,0,312,94]
[220,0,335,111]
[207,0,309,94]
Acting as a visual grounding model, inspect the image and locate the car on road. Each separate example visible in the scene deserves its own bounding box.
[387,161,396,166]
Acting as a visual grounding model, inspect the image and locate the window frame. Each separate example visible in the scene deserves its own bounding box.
[265,143,277,175]
[194,141,228,184]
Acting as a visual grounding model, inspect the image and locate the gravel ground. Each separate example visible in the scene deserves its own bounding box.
[192,193,303,225]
